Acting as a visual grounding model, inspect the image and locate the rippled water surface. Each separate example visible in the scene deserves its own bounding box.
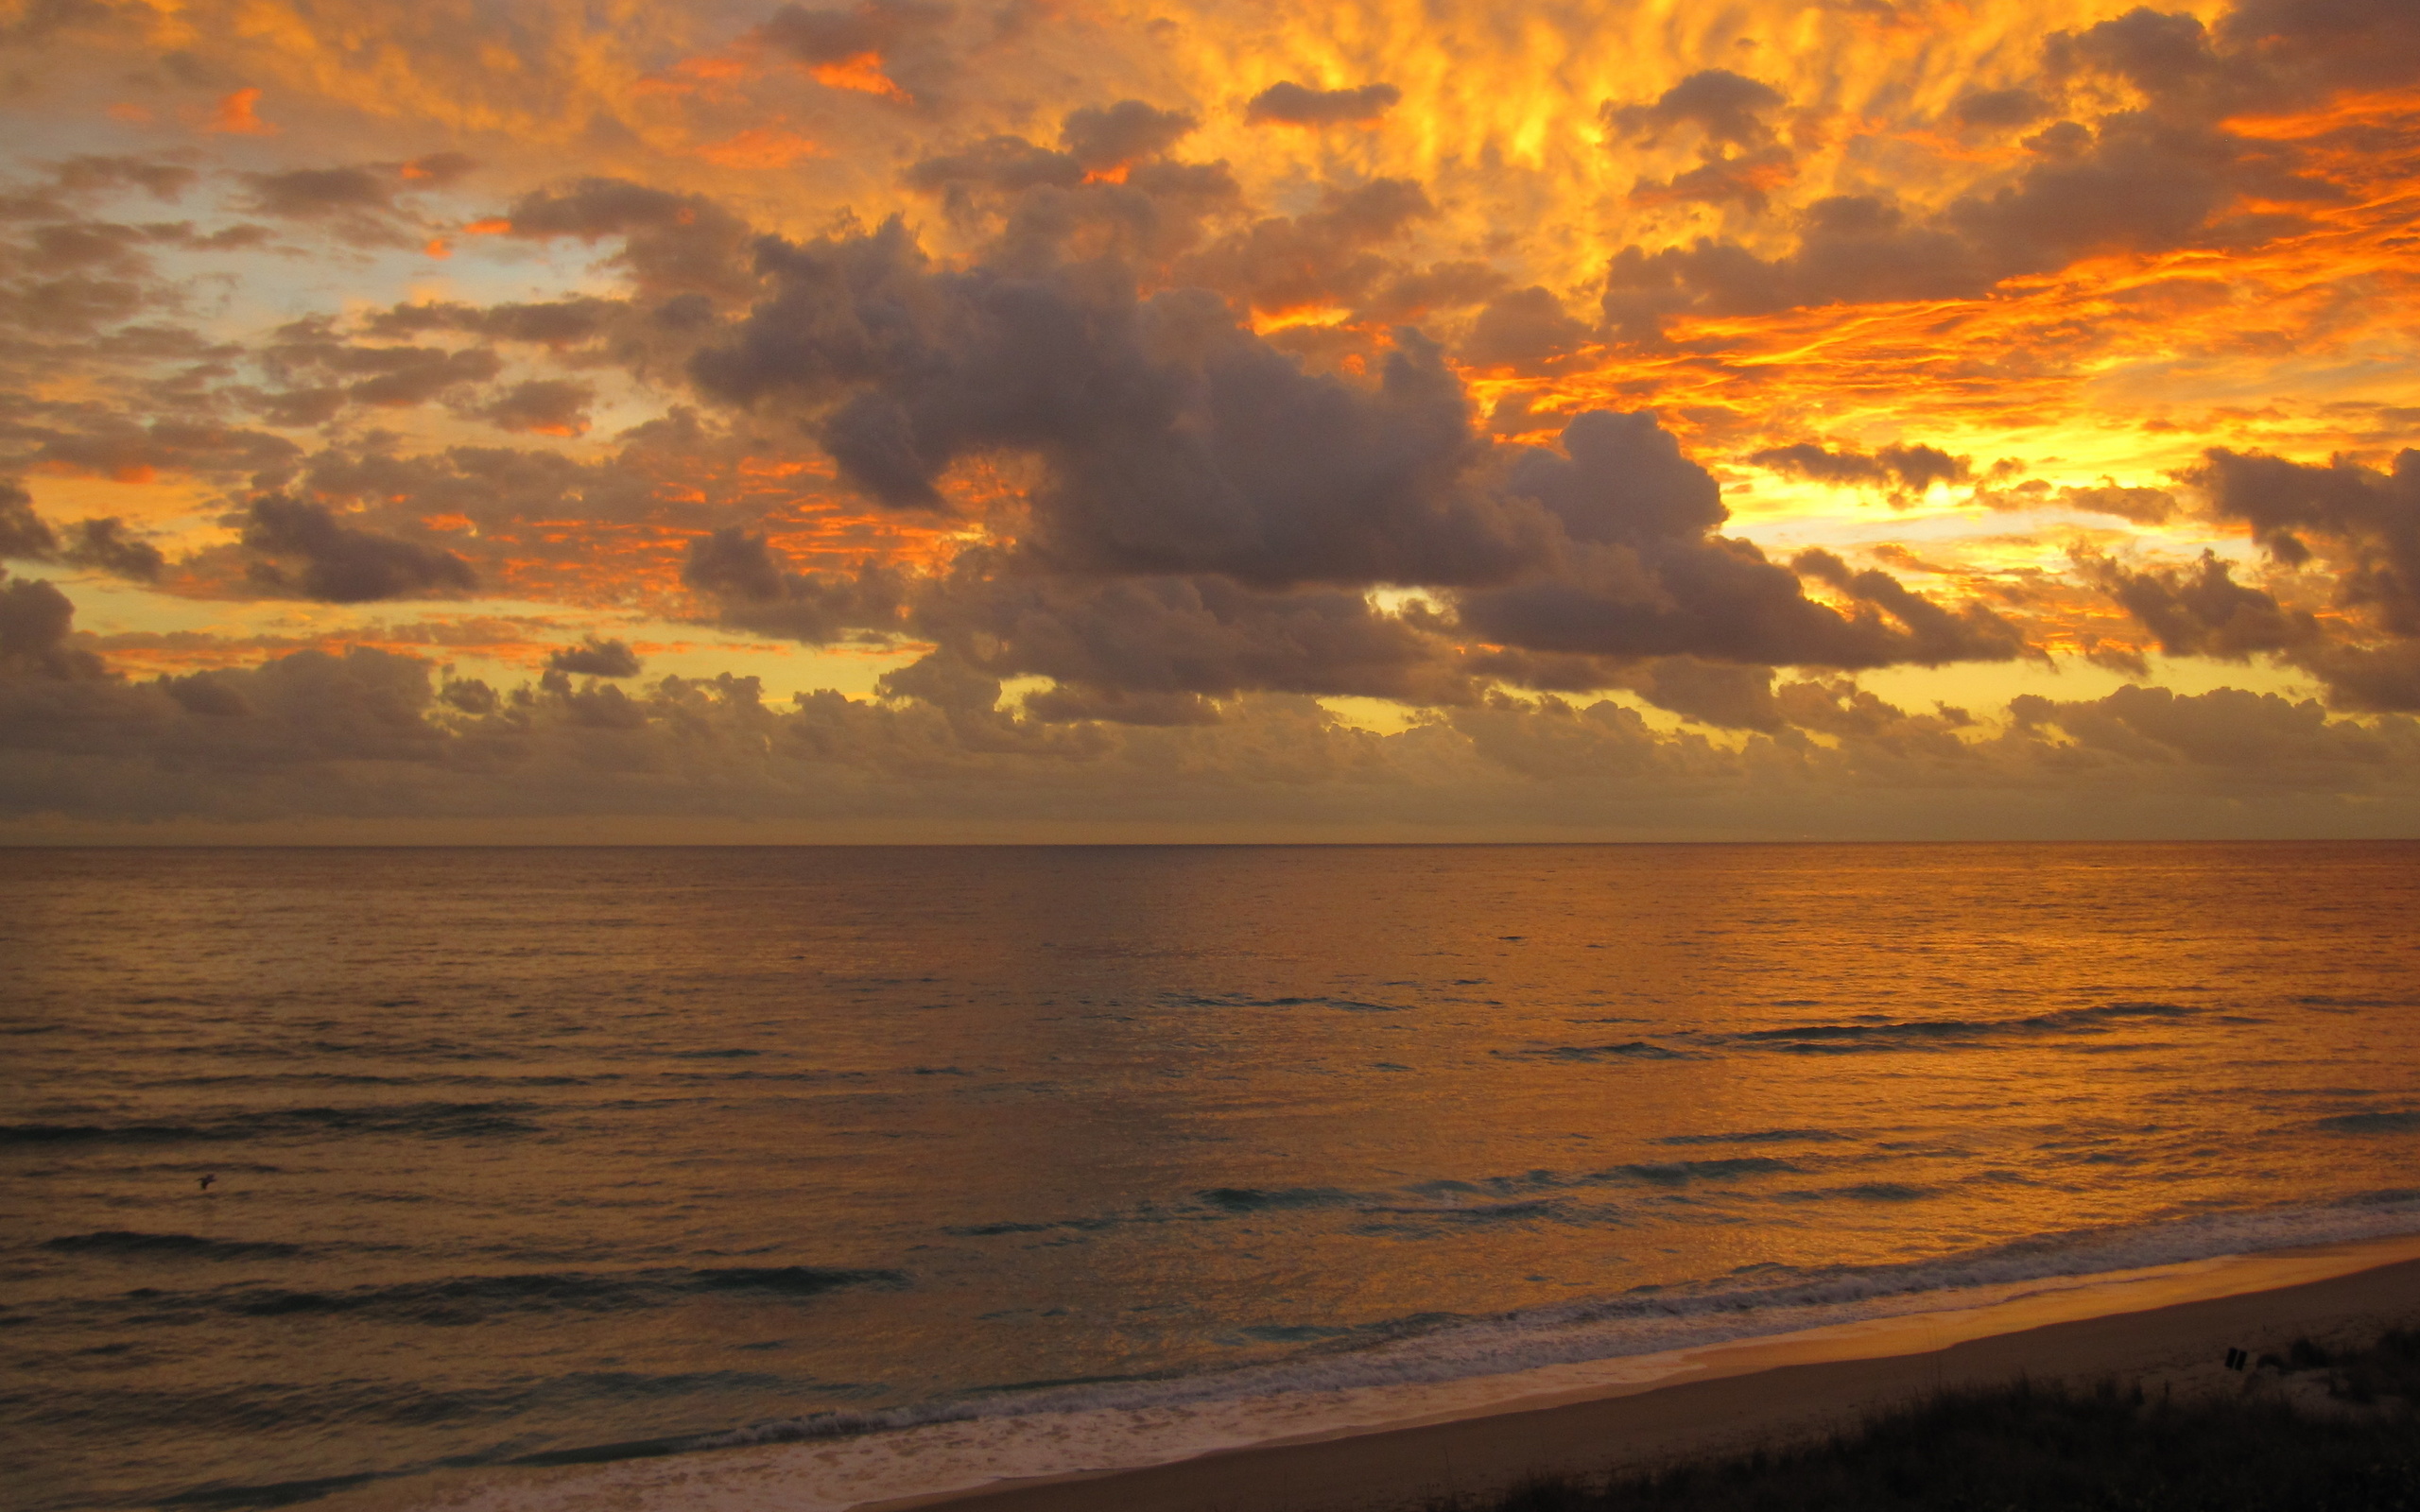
[7,843,2420,1509]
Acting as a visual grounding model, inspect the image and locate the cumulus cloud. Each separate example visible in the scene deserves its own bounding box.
[2076,548,2316,660]
[241,495,477,603]
[0,481,57,559]
[0,481,164,581]
[683,526,910,644]
[546,635,643,677]
[683,214,2030,690]
[1456,415,2027,669]
[56,517,165,581]
[6,589,2416,840]
[691,218,1541,589]
[1,572,103,679]
[2189,447,2420,634]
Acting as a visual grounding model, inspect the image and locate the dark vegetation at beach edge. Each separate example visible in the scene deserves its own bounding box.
[1435,1331,2420,1512]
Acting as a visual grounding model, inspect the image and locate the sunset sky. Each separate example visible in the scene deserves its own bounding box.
[3,0,2417,840]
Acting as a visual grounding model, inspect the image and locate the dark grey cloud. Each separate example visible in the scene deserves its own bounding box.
[757,0,951,65]
[901,112,1238,266]
[682,526,910,644]
[905,135,1085,195]
[270,442,659,540]
[1599,5,2386,339]
[493,179,758,300]
[477,379,594,436]
[1751,440,1972,496]
[754,0,958,106]
[1605,70,1788,149]
[1060,101,1196,171]
[258,320,504,414]
[15,418,298,484]
[0,481,166,581]
[0,480,57,559]
[2077,548,2315,660]
[1618,655,1784,730]
[0,571,102,679]
[241,495,477,603]
[1244,81,1402,127]
[1603,194,1979,338]
[1630,146,1797,213]
[1461,286,1591,370]
[2058,482,2177,524]
[912,558,1462,707]
[2011,682,2403,772]
[2189,447,2420,635]
[1791,546,2031,665]
[1953,88,2052,129]
[57,517,164,581]
[2077,455,2420,714]
[7,580,2417,837]
[547,635,642,678]
[687,215,2030,680]
[367,297,620,349]
[48,155,199,202]
[691,218,1544,590]
[1175,177,1433,315]
[1456,415,2026,669]
[242,166,395,217]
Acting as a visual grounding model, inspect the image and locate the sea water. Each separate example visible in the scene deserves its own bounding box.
[6,843,2418,1510]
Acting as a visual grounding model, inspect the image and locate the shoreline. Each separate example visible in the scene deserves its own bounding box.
[352,1231,2420,1512]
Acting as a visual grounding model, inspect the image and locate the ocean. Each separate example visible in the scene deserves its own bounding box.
[7,842,2420,1511]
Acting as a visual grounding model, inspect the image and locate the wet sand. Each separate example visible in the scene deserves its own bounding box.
[365,1235,2420,1512]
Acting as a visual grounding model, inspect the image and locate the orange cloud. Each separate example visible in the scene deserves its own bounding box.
[206,88,276,135]
[811,53,910,104]
[695,128,825,168]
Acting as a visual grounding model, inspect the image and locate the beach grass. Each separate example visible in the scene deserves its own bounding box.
[1437,1332,2420,1512]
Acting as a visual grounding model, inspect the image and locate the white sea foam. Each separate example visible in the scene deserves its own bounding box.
[421,1194,2420,1512]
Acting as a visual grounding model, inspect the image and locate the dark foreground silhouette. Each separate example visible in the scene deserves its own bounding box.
[1434,1332,2420,1512]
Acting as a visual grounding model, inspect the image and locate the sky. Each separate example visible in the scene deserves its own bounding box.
[2,0,2418,841]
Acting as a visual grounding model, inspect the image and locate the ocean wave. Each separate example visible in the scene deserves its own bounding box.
[946,1159,1814,1242]
[700,1189,2420,1457]
[2312,1109,2420,1134]
[41,1231,303,1262]
[1163,992,1414,1013]
[1714,1001,2204,1054]
[0,1102,542,1145]
[79,1263,904,1329]
[1502,1041,1694,1062]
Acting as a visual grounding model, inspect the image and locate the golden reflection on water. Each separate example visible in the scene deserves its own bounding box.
[7,843,2419,1507]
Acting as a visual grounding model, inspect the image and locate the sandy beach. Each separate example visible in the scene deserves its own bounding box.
[355,1233,2420,1512]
